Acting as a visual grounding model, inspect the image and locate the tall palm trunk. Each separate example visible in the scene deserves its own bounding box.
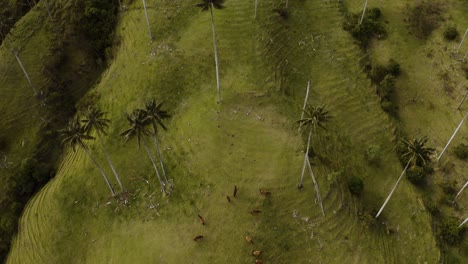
[210,3,221,103]
[306,156,325,216]
[97,134,125,192]
[81,144,116,196]
[299,80,311,129]
[298,128,313,188]
[44,0,60,42]
[254,0,259,19]
[437,112,467,162]
[142,0,154,41]
[456,28,468,53]
[152,127,169,184]
[359,0,369,25]
[285,0,289,9]
[142,135,167,195]
[375,159,412,218]
[6,39,36,95]
[460,217,468,228]
[456,90,468,110]
[455,180,468,200]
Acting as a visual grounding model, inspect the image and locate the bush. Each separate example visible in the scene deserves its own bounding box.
[343,10,386,47]
[0,137,7,150]
[347,176,364,196]
[365,144,381,165]
[444,27,459,41]
[370,65,389,84]
[380,100,395,114]
[387,59,401,76]
[453,143,468,160]
[406,165,425,184]
[377,74,396,100]
[439,216,465,245]
[407,1,444,39]
[423,198,439,216]
[367,8,382,20]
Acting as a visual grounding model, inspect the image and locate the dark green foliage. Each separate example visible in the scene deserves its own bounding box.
[387,59,401,77]
[438,216,465,245]
[367,8,382,20]
[380,101,395,114]
[406,165,425,185]
[343,9,386,47]
[377,74,396,100]
[444,27,459,41]
[453,143,468,160]
[347,176,364,196]
[423,198,440,216]
[0,0,36,43]
[78,0,119,58]
[365,144,381,165]
[0,136,7,150]
[370,65,389,84]
[407,1,444,39]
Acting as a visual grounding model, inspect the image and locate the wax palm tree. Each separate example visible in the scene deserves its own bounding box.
[82,107,125,192]
[59,118,116,196]
[297,104,331,189]
[196,0,225,103]
[375,136,435,218]
[142,0,153,41]
[121,109,167,195]
[142,99,171,185]
[359,0,369,25]
[297,104,330,216]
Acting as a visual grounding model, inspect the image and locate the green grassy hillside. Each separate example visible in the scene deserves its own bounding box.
[3,0,467,263]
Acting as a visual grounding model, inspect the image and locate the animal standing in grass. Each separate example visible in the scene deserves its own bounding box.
[376,136,435,218]
[196,0,225,103]
[82,107,125,193]
[60,118,116,196]
[121,109,167,195]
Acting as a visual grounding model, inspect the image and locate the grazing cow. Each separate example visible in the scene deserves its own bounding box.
[259,189,271,196]
[252,250,262,256]
[227,196,231,203]
[250,209,262,215]
[245,236,254,244]
[197,214,205,225]
[234,185,238,198]
[193,235,204,241]
[255,260,264,264]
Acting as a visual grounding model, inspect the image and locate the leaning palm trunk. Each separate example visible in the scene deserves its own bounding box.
[254,0,259,19]
[44,0,60,41]
[455,180,468,200]
[298,128,313,188]
[97,134,125,192]
[375,159,412,218]
[81,144,116,196]
[285,0,288,9]
[456,28,468,53]
[359,0,369,25]
[306,156,325,216]
[142,0,154,41]
[151,128,169,185]
[6,39,36,95]
[460,217,468,228]
[299,80,311,128]
[210,3,221,103]
[456,90,468,110]
[142,135,167,195]
[437,112,467,162]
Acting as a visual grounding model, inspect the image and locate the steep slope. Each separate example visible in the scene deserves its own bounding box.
[7,0,440,263]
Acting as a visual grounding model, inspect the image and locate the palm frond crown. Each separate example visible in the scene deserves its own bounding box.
[196,0,225,11]
[81,107,110,136]
[120,109,150,147]
[59,118,94,152]
[297,104,331,131]
[401,136,435,165]
[143,99,171,133]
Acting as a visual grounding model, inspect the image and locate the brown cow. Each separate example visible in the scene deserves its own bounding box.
[227,196,231,203]
[255,260,264,264]
[245,236,254,244]
[233,185,238,198]
[197,214,205,225]
[252,250,262,256]
[193,235,204,241]
[250,209,262,215]
[259,189,271,196]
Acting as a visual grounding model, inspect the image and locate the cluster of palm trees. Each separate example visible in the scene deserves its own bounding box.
[59,99,171,197]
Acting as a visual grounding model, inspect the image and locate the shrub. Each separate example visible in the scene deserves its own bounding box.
[370,65,389,84]
[343,10,386,47]
[406,165,425,184]
[444,27,459,40]
[367,8,382,20]
[453,143,468,160]
[439,216,465,245]
[0,137,7,150]
[365,144,381,165]
[377,74,396,100]
[407,1,444,39]
[347,176,364,196]
[423,198,439,216]
[380,100,395,114]
[387,59,401,76]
